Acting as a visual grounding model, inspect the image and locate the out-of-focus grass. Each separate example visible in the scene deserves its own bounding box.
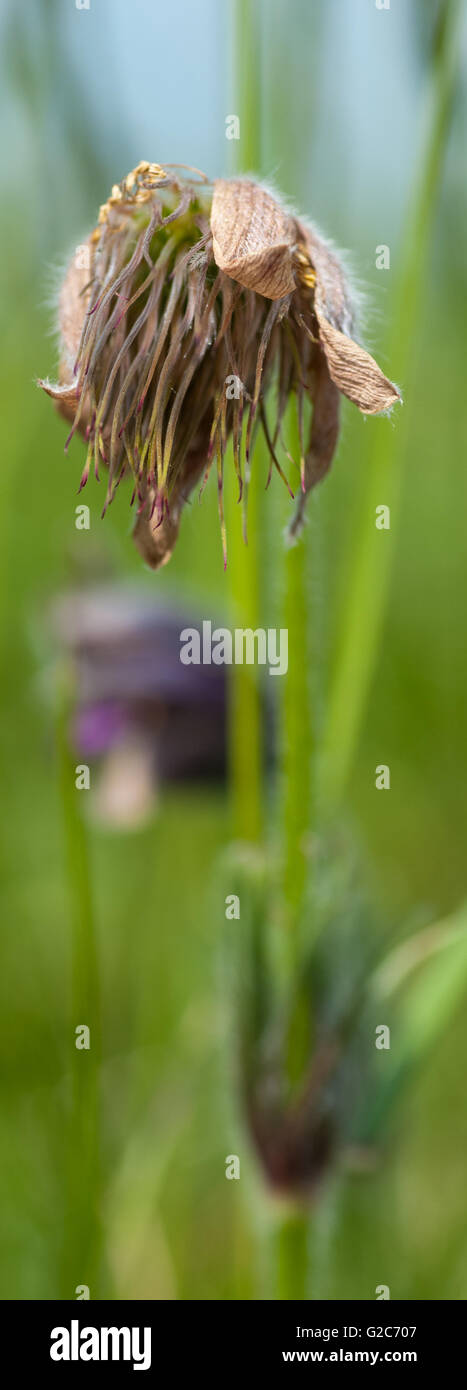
[2,204,466,1301]
[1,0,467,1301]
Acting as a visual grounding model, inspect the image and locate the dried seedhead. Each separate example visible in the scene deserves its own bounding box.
[40,162,400,568]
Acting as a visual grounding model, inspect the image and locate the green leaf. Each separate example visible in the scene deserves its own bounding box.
[375,903,467,1063]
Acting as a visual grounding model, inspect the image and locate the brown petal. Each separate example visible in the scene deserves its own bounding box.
[211,179,296,300]
[290,354,341,538]
[39,247,93,427]
[39,378,79,408]
[301,222,355,334]
[133,504,181,570]
[315,310,400,415]
[59,246,92,370]
[38,376,83,428]
[304,355,341,487]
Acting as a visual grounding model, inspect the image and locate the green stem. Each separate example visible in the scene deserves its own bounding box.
[282,408,313,954]
[233,0,263,172]
[228,0,264,843]
[320,0,462,816]
[231,0,315,1303]
[227,488,263,842]
[57,669,102,1297]
[275,1208,310,1300]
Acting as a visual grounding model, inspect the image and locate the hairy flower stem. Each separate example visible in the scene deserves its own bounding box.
[321,0,462,816]
[275,1208,310,1300]
[273,351,314,1310]
[57,671,102,1296]
[282,408,313,959]
[228,0,264,843]
[232,0,315,1299]
[281,404,315,1111]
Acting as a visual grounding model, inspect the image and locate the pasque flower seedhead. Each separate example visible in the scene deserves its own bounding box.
[40,162,400,568]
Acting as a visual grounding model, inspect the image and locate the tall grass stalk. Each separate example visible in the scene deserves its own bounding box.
[275,1207,310,1300]
[57,672,102,1296]
[272,300,316,1306]
[320,0,462,816]
[229,0,263,844]
[282,408,313,959]
[232,0,315,1300]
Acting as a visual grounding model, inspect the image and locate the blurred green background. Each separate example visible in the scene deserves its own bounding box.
[1,0,467,1300]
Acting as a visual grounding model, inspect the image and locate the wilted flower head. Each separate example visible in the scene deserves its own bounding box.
[40,162,400,568]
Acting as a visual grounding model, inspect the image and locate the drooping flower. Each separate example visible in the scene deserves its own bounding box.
[40,162,400,568]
